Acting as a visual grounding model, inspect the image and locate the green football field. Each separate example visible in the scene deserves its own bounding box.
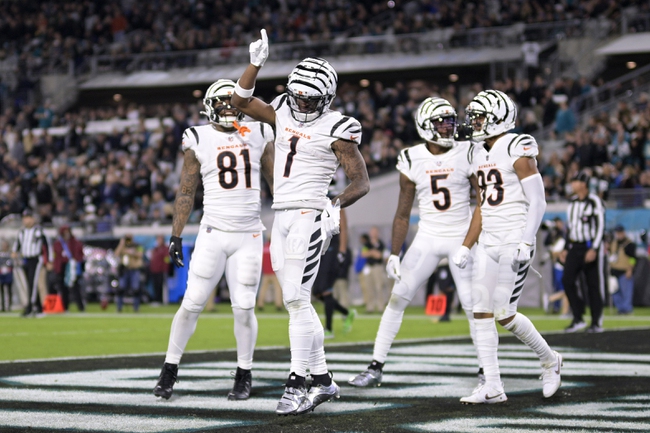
[1,303,649,362]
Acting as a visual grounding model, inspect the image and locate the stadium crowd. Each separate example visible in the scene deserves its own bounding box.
[1,72,650,228]
[0,0,647,80]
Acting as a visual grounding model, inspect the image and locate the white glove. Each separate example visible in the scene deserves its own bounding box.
[249,29,269,67]
[320,200,341,255]
[511,242,534,271]
[452,246,471,269]
[386,254,401,281]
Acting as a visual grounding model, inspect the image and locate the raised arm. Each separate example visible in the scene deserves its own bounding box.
[171,149,201,238]
[331,139,370,208]
[390,173,416,256]
[231,30,276,125]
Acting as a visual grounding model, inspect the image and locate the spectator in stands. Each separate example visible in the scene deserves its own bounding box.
[553,94,576,138]
[609,225,636,315]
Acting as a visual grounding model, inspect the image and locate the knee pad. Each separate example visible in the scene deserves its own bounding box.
[181,296,203,314]
[285,234,307,260]
[190,251,217,280]
[387,293,410,311]
[233,290,257,310]
[285,298,309,314]
[492,287,511,320]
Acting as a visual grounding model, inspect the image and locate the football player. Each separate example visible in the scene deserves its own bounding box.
[453,90,562,404]
[232,29,370,415]
[154,79,275,402]
[348,97,483,389]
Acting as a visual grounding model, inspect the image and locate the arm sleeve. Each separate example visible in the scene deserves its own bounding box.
[330,116,362,145]
[520,173,546,245]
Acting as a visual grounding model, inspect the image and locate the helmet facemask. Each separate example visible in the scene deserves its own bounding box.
[201,79,244,128]
[465,90,517,140]
[286,57,337,123]
[415,97,457,147]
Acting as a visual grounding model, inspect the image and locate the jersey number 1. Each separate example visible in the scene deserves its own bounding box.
[217,149,251,189]
[283,136,299,177]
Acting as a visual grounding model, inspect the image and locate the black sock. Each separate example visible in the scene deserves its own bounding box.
[285,372,305,388]
[368,360,384,371]
[311,372,332,387]
[236,367,251,378]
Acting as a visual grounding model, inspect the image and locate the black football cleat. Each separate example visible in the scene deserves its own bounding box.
[153,363,178,399]
[228,368,252,400]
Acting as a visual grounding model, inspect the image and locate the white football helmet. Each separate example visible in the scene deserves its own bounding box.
[415,97,457,147]
[286,57,337,123]
[465,89,517,140]
[201,79,243,128]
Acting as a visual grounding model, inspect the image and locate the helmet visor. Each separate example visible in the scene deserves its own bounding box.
[432,116,457,139]
[287,89,323,113]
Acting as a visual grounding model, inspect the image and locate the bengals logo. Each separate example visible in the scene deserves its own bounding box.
[233,121,251,137]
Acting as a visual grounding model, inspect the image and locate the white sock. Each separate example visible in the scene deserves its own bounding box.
[474,317,500,385]
[502,312,555,365]
[232,307,257,370]
[287,300,314,377]
[372,294,409,363]
[165,305,201,365]
[308,304,328,376]
[464,308,482,369]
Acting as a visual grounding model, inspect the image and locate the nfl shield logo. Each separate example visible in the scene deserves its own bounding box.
[206,227,212,233]
[228,136,234,142]
[436,161,442,166]
[486,155,490,161]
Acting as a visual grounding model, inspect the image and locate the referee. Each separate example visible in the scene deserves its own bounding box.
[11,209,52,317]
[561,171,606,333]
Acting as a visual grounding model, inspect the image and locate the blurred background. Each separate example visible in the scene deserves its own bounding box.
[1,0,649,314]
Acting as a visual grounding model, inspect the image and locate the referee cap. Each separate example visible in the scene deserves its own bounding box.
[21,208,34,217]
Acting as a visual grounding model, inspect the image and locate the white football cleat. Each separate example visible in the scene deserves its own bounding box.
[541,351,563,398]
[460,382,507,405]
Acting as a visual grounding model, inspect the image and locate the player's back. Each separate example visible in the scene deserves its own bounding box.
[270,94,361,211]
[181,122,273,232]
[397,142,473,237]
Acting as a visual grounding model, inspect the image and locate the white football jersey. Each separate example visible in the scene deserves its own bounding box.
[181,122,274,232]
[396,142,473,237]
[471,133,539,242]
[270,94,362,210]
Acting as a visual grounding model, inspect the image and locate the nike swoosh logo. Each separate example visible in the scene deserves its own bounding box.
[555,359,561,374]
[485,393,503,400]
[301,211,312,214]
[350,135,358,141]
[253,233,261,238]
[523,146,531,150]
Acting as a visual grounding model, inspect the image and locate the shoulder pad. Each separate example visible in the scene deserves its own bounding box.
[329,115,362,145]
[507,134,538,158]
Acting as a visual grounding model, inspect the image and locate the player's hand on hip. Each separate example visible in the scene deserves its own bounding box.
[169,235,184,267]
[511,242,533,271]
[452,246,470,269]
[386,254,401,281]
[249,29,269,67]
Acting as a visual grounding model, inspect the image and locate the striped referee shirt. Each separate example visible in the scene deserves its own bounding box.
[566,193,605,249]
[13,225,52,261]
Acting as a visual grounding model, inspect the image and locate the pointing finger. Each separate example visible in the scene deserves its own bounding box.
[261,29,268,45]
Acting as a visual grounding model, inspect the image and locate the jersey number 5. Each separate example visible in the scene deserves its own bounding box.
[430,174,451,211]
[217,149,251,189]
[477,169,504,206]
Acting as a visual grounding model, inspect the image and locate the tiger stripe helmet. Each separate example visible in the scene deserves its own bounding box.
[286,57,338,123]
[202,79,243,127]
[415,97,457,147]
[465,90,517,140]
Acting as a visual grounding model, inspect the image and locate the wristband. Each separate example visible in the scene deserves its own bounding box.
[235,80,254,98]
